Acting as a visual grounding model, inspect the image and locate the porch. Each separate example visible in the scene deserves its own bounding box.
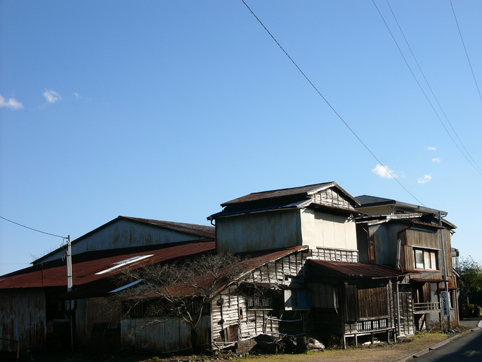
[344,317,396,348]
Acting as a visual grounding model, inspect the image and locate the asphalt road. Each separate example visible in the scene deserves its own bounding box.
[412,319,482,362]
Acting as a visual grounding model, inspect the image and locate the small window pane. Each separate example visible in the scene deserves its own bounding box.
[424,252,431,270]
[415,250,424,269]
[430,252,437,270]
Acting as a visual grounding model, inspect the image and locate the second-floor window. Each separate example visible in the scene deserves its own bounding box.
[414,249,438,270]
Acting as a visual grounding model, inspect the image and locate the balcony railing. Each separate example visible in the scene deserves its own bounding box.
[413,302,440,314]
[313,247,358,262]
[356,318,388,332]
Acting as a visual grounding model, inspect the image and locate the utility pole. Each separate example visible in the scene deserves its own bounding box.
[67,235,74,352]
[439,213,450,331]
[67,235,72,291]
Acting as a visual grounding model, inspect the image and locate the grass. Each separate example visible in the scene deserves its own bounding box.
[29,330,459,362]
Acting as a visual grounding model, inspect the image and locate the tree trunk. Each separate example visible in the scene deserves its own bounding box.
[190,328,200,354]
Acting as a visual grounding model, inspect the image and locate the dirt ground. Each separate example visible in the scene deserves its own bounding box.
[13,329,469,362]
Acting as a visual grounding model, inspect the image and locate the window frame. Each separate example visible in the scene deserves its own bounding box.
[413,248,438,270]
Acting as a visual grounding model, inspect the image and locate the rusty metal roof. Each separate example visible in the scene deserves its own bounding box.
[140,245,308,299]
[0,240,215,291]
[308,259,405,279]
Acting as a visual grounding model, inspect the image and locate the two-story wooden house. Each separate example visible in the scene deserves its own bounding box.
[355,195,458,335]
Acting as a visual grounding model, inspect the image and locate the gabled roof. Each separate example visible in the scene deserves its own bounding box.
[209,182,360,220]
[308,259,405,279]
[0,240,215,293]
[33,216,215,264]
[355,195,448,217]
[221,183,337,206]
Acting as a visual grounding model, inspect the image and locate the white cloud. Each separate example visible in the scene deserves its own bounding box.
[372,164,397,179]
[427,147,437,151]
[43,89,62,103]
[432,158,441,163]
[418,174,432,184]
[74,92,82,100]
[0,94,23,109]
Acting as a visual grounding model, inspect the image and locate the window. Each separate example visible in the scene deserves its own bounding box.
[414,249,438,270]
[247,296,273,309]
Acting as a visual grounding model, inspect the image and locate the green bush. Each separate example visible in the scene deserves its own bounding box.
[461,304,481,317]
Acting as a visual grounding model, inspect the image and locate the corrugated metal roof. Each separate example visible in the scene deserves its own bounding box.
[209,182,360,220]
[140,245,308,299]
[221,183,335,206]
[121,216,215,238]
[208,200,309,219]
[309,259,405,279]
[355,195,448,217]
[0,240,215,291]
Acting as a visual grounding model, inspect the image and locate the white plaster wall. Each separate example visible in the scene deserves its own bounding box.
[300,209,357,250]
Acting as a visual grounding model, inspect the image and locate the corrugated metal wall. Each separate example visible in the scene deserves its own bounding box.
[216,210,301,253]
[121,316,210,353]
[75,297,122,349]
[41,219,203,263]
[0,289,46,352]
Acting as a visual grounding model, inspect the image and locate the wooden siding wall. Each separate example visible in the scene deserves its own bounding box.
[313,189,356,210]
[211,292,280,343]
[344,281,395,334]
[309,282,338,309]
[396,288,414,336]
[121,316,210,353]
[402,228,453,278]
[211,251,310,344]
[358,284,388,319]
[0,289,46,352]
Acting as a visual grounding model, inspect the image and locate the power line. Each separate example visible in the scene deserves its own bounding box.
[385,0,482,175]
[240,0,425,206]
[373,0,482,176]
[0,216,67,239]
[450,0,482,105]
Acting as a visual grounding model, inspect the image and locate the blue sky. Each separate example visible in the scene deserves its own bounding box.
[1,0,481,276]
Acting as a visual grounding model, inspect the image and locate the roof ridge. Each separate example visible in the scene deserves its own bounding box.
[245,182,334,196]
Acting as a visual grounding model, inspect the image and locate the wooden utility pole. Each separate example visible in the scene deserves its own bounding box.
[439,213,451,331]
[67,235,74,352]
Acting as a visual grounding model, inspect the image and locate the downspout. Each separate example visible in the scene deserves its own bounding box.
[395,223,414,338]
[362,227,371,262]
[439,212,450,330]
[396,281,401,337]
